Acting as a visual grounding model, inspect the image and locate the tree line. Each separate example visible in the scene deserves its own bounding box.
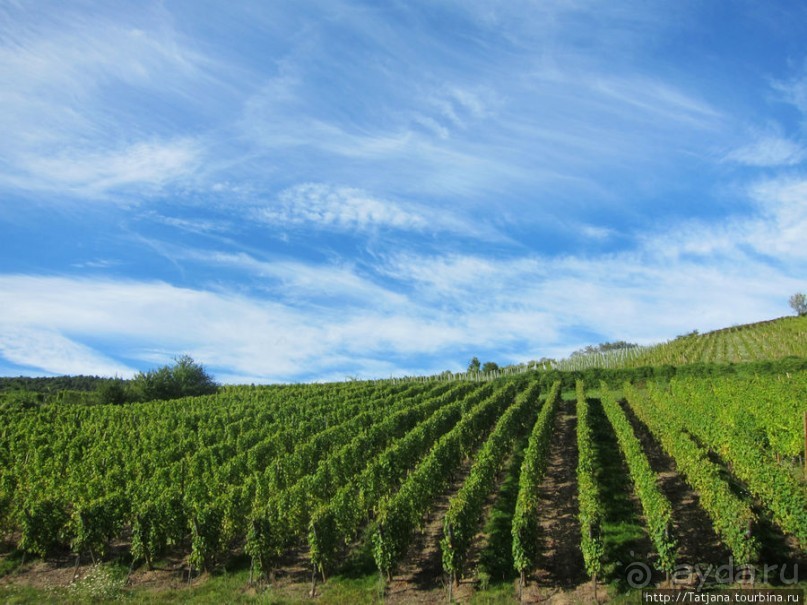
[0,356,217,409]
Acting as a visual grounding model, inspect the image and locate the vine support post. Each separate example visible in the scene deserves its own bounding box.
[518,572,525,603]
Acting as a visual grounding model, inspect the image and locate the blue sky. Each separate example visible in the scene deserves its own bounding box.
[1,0,806,383]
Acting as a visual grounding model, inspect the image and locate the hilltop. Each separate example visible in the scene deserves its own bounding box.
[550,314,807,372]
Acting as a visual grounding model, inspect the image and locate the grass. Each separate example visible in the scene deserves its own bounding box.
[469,580,519,603]
[0,553,389,605]
[586,397,654,592]
[0,547,25,578]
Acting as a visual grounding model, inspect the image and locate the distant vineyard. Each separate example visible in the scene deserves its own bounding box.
[552,315,807,371]
[0,363,804,601]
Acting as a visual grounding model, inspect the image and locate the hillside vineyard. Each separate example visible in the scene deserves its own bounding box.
[1,364,805,598]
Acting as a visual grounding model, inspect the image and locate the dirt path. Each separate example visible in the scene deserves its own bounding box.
[523,397,586,599]
[384,458,473,604]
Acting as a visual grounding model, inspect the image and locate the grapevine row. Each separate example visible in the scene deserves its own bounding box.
[440,381,542,584]
[245,381,478,577]
[576,380,604,583]
[647,379,807,544]
[598,383,676,573]
[307,381,499,576]
[623,383,760,563]
[370,382,521,579]
[511,380,561,584]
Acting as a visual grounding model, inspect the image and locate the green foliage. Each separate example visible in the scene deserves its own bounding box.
[17,497,69,557]
[571,341,640,357]
[0,375,109,393]
[308,382,495,576]
[69,493,126,560]
[624,383,760,564]
[481,361,500,373]
[468,357,481,372]
[132,355,218,401]
[131,489,186,569]
[789,292,807,316]
[189,499,226,573]
[371,383,518,578]
[0,364,802,589]
[647,375,807,545]
[441,382,539,582]
[599,383,676,573]
[511,381,560,579]
[96,377,130,405]
[555,316,807,370]
[576,380,604,580]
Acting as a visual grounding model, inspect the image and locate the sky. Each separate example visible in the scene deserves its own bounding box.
[1,0,806,383]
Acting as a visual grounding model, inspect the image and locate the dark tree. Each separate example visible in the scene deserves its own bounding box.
[481,361,499,373]
[97,377,130,405]
[132,356,218,402]
[467,357,481,373]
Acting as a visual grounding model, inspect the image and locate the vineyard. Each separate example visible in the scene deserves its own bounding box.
[0,322,806,603]
[552,315,807,371]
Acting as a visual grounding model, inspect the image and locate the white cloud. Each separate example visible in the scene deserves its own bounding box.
[725,135,806,167]
[0,5,215,197]
[579,224,615,240]
[745,177,807,260]
[588,74,722,126]
[639,175,807,266]
[0,171,802,383]
[774,65,807,118]
[0,276,326,381]
[262,183,428,231]
[13,139,202,196]
[0,326,133,377]
[184,250,408,307]
[254,183,497,237]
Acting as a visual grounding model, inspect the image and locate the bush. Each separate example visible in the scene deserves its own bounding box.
[132,356,218,402]
[97,378,130,405]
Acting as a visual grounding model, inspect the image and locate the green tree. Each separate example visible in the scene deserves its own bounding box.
[132,356,218,402]
[481,361,499,373]
[789,292,807,316]
[467,357,481,373]
[97,378,130,405]
[171,355,218,397]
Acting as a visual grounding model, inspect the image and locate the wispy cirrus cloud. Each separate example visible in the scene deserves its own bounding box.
[8,138,202,197]
[0,276,323,380]
[773,62,807,119]
[180,249,408,307]
[0,3,218,198]
[641,175,807,265]
[0,326,133,377]
[257,183,429,231]
[2,1,806,382]
[253,183,503,239]
[725,133,806,167]
[0,163,803,382]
